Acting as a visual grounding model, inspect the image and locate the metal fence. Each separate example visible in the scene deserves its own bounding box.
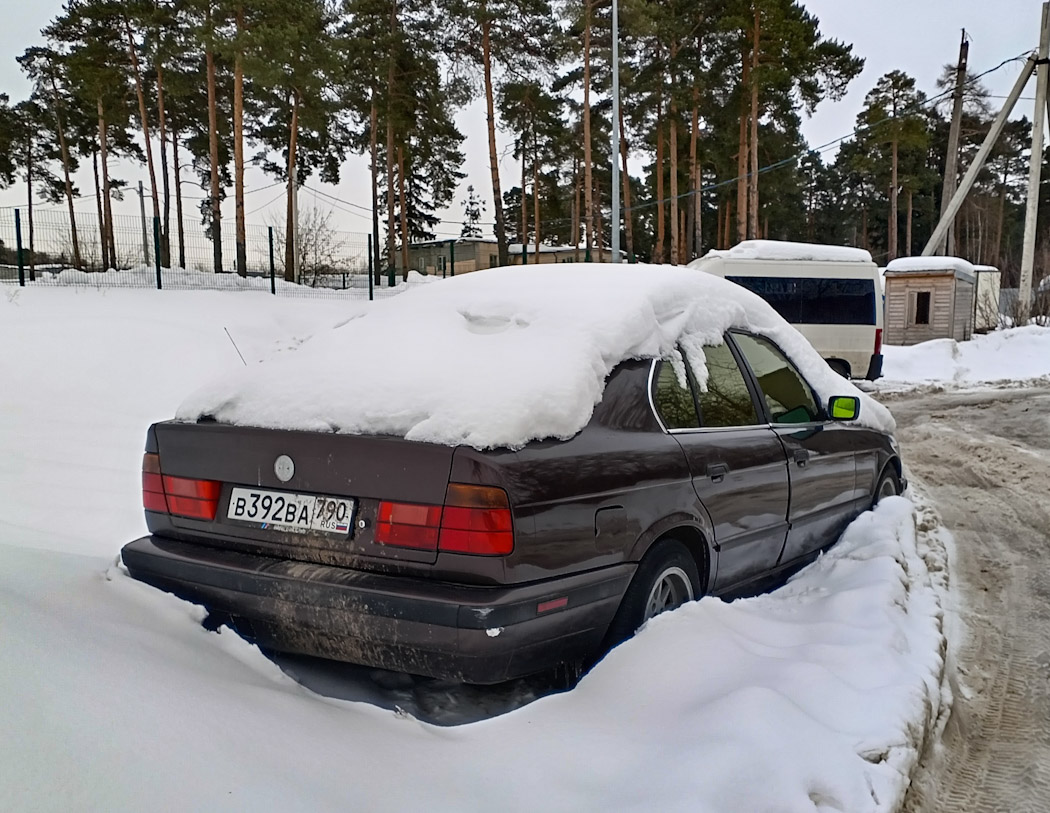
[0,206,403,300]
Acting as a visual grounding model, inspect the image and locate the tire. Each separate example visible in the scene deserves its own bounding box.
[873,465,901,506]
[827,359,851,380]
[603,539,700,649]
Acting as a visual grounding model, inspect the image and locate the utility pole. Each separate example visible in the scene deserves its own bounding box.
[1020,1,1050,321]
[610,0,621,264]
[938,30,969,256]
[137,180,150,266]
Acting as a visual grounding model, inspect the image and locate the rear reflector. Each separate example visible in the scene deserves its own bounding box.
[537,596,569,614]
[375,484,514,556]
[141,453,221,521]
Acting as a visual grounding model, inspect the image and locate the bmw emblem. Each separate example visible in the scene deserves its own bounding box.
[274,454,295,483]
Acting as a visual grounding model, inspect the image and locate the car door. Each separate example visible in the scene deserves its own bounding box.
[728,331,858,567]
[651,342,790,594]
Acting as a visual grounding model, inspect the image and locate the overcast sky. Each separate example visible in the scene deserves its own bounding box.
[0,0,1043,239]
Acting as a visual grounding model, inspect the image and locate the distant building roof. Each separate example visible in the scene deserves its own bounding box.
[885,256,976,284]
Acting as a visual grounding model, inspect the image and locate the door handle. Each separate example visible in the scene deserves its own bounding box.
[707,463,729,483]
[793,449,811,468]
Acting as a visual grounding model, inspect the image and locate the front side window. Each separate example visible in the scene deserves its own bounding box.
[688,342,760,428]
[653,360,699,430]
[732,333,821,424]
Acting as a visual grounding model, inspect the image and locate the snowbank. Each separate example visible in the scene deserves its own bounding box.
[882,325,1050,389]
[694,240,874,264]
[176,263,895,448]
[0,286,946,812]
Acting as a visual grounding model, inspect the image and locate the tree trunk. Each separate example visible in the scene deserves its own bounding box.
[233,6,247,276]
[97,99,116,270]
[532,134,540,262]
[860,206,868,251]
[736,45,750,243]
[689,90,701,260]
[482,17,509,266]
[618,101,634,262]
[92,149,107,271]
[156,65,171,267]
[386,2,397,277]
[284,91,300,282]
[205,38,223,273]
[26,136,35,280]
[656,91,666,263]
[994,173,1007,267]
[906,188,914,256]
[747,9,760,241]
[50,74,81,270]
[582,1,594,260]
[572,157,581,261]
[123,14,160,226]
[172,126,186,268]
[521,141,528,255]
[669,46,680,265]
[370,93,382,285]
[397,142,409,279]
[888,137,899,261]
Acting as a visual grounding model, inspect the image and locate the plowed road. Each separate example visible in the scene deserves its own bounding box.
[888,385,1050,813]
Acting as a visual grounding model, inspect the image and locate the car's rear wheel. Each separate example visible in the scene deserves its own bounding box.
[873,466,901,506]
[827,359,851,379]
[603,539,700,649]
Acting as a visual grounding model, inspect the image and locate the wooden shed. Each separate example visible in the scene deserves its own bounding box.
[884,257,976,346]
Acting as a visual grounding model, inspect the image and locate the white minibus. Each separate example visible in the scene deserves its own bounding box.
[688,240,884,380]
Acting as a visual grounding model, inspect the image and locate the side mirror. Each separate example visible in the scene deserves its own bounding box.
[828,396,860,422]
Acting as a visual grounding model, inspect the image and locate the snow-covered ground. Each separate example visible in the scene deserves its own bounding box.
[881,326,1050,390]
[1,285,947,812]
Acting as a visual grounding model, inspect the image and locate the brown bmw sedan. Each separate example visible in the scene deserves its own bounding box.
[122,324,902,685]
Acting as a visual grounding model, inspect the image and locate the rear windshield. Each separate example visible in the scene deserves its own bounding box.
[726,276,876,326]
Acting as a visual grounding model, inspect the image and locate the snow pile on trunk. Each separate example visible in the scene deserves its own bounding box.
[693,240,874,264]
[882,325,1050,388]
[176,263,894,447]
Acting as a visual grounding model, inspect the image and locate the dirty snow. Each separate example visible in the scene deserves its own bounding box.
[692,240,874,264]
[0,284,945,812]
[881,326,1050,389]
[176,263,894,448]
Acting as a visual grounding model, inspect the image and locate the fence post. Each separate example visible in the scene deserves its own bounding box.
[268,227,276,295]
[522,241,527,265]
[367,235,374,301]
[153,216,162,290]
[14,209,25,286]
[449,239,455,277]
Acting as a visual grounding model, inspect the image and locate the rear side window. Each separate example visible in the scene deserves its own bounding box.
[653,361,699,430]
[689,342,760,428]
[727,276,876,325]
[732,334,821,424]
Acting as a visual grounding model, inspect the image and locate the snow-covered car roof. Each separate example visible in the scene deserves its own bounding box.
[177,263,894,448]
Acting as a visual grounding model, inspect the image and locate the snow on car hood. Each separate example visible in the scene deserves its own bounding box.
[176,263,895,448]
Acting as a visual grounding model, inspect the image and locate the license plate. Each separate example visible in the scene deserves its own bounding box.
[227,487,355,536]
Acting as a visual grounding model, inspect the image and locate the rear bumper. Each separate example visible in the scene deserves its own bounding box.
[121,535,632,684]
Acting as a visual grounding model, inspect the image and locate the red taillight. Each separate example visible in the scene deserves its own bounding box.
[375,484,514,556]
[874,328,883,356]
[141,453,221,520]
[438,484,514,556]
[375,501,442,550]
